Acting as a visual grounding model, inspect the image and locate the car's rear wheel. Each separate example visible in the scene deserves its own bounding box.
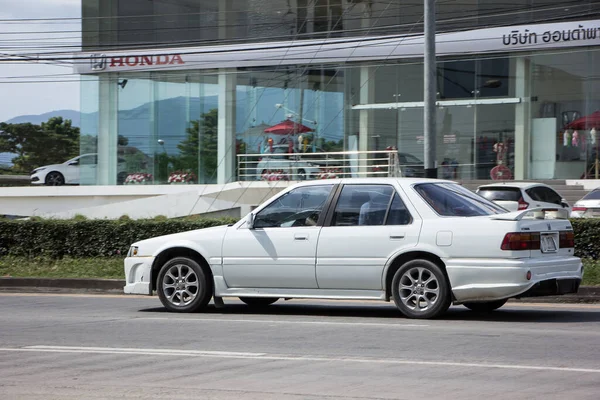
[239,297,279,307]
[157,257,212,313]
[391,259,451,319]
[45,171,65,186]
[463,299,508,312]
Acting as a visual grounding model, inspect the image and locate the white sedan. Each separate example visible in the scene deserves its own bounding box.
[571,188,600,218]
[124,178,582,319]
[30,154,127,186]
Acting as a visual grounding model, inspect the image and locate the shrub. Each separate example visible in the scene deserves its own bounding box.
[570,219,600,260]
[0,217,237,259]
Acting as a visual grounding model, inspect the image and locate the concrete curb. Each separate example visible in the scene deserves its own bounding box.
[0,277,599,302]
[0,277,125,295]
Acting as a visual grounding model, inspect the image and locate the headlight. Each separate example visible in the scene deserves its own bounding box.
[127,246,139,257]
[31,167,45,174]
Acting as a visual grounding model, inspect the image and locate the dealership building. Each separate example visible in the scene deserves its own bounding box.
[73,0,600,188]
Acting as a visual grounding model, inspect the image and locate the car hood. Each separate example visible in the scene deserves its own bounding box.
[132,224,230,256]
[32,163,64,172]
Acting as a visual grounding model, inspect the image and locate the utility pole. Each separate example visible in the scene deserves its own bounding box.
[424,0,437,178]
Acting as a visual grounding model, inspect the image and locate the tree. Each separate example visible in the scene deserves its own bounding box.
[0,117,80,173]
[175,108,218,184]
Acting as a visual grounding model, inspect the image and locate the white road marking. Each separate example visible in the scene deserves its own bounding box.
[136,317,428,328]
[0,345,598,374]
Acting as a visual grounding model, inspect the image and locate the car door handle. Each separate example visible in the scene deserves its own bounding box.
[390,235,405,240]
[294,234,309,241]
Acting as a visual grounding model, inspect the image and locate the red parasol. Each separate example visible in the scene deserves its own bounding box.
[264,119,313,135]
[566,110,600,130]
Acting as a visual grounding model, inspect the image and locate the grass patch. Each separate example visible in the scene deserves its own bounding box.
[0,256,598,286]
[583,258,600,286]
[0,257,124,279]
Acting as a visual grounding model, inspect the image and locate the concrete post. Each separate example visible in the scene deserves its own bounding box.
[218,69,237,184]
[359,66,375,176]
[514,57,531,180]
[97,74,118,185]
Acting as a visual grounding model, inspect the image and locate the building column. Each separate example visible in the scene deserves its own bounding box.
[97,74,118,185]
[514,57,531,180]
[359,66,375,175]
[218,69,237,184]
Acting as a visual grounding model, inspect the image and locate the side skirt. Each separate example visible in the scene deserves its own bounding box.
[213,277,385,300]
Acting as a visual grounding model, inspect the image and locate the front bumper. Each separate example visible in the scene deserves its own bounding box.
[123,256,154,295]
[445,256,583,303]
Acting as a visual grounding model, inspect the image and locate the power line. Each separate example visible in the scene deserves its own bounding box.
[0,1,595,54]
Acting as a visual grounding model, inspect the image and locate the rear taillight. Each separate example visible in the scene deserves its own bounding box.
[572,206,587,212]
[517,197,529,210]
[559,231,575,248]
[501,232,541,250]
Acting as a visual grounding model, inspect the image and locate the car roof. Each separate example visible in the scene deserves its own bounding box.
[288,177,456,188]
[477,182,550,190]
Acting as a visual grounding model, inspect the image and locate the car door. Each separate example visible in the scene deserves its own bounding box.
[222,184,336,289]
[316,184,422,290]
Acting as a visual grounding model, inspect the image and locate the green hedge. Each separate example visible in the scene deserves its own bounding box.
[570,219,600,260]
[0,217,598,260]
[0,217,237,259]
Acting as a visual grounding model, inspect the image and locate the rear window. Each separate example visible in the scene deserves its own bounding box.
[478,187,522,201]
[582,189,600,200]
[415,183,506,217]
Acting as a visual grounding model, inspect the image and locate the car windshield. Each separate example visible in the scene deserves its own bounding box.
[582,189,600,200]
[415,183,506,216]
[478,187,522,201]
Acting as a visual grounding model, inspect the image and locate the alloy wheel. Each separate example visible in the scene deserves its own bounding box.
[161,263,200,307]
[398,266,440,312]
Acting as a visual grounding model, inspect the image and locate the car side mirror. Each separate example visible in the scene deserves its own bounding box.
[68,161,78,166]
[561,201,569,208]
[246,212,255,229]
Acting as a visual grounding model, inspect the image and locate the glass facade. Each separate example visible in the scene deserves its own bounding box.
[78,0,600,185]
[82,0,600,50]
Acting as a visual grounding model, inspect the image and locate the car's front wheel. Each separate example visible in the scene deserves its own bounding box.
[157,257,212,313]
[463,299,508,312]
[239,297,279,307]
[45,171,65,186]
[391,259,452,319]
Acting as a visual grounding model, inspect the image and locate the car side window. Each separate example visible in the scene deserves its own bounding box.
[332,185,395,226]
[386,193,413,225]
[526,188,543,202]
[253,185,333,228]
[542,187,562,205]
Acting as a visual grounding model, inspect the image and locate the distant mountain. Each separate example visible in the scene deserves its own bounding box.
[5,109,81,126]
[3,89,344,158]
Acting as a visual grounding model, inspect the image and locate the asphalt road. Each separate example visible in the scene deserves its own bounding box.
[1,294,600,399]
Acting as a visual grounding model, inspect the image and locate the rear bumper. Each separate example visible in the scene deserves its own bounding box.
[445,256,583,303]
[123,256,154,295]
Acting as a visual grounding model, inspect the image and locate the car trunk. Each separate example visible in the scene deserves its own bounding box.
[490,209,574,258]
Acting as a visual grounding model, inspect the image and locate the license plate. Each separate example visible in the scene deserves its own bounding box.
[541,234,557,253]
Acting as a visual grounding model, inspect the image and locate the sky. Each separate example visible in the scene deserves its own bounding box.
[0,0,81,123]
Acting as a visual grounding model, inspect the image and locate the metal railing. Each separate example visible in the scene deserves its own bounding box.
[237,150,409,181]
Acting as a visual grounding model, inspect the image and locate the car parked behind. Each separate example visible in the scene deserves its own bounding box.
[476,182,571,216]
[571,188,600,218]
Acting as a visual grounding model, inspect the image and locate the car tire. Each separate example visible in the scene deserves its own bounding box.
[157,257,212,313]
[463,299,508,312]
[391,259,452,319]
[297,169,306,180]
[45,171,65,186]
[239,297,279,307]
